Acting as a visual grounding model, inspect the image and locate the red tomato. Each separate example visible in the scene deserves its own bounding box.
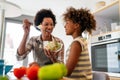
[26,65,40,80]
[20,66,27,75]
[13,68,24,79]
[13,66,27,79]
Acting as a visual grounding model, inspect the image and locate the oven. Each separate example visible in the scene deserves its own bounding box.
[91,31,120,73]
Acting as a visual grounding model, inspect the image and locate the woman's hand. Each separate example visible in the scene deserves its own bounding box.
[23,19,32,35]
[44,49,59,63]
[29,62,40,67]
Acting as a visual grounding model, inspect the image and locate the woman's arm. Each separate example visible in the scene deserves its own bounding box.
[17,33,29,55]
[17,19,31,55]
[44,45,64,63]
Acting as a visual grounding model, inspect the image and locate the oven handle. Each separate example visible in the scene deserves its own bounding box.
[91,39,119,46]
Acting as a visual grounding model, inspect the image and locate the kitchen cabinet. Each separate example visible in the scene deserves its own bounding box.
[92,0,119,36]
[90,0,120,78]
[109,76,120,80]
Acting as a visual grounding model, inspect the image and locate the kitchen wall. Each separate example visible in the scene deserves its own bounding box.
[0,10,1,58]
[0,10,1,36]
[92,16,113,35]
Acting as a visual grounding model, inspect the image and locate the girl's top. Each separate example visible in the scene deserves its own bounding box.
[65,37,92,80]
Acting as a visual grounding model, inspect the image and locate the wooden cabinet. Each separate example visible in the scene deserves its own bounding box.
[92,0,119,36]
[109,76,120,80]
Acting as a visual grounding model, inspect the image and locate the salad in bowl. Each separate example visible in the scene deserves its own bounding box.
[44,40,63,52]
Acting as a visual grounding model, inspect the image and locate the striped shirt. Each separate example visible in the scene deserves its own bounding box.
[16,35,64,66]
[65,37,92,80]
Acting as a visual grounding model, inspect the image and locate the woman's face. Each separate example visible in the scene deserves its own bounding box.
[64,19,75,35]
[41,17,54,36]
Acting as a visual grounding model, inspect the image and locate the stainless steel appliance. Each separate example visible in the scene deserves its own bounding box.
[91,31,120,73]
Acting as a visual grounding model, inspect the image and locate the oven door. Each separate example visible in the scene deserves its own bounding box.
[91,39,120,73]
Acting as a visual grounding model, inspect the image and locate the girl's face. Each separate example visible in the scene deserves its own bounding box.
[40,18,54,36]
[64,19,76,35]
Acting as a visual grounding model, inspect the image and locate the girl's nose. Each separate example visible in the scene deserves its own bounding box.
[64,24,66,28]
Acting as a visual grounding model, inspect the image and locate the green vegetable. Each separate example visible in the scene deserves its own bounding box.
[0,75,8,80]
[38,63,67,80]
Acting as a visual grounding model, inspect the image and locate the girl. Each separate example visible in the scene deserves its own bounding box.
[63,7,96,80]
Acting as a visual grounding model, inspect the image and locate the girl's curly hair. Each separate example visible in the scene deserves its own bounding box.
[63,7,96,34]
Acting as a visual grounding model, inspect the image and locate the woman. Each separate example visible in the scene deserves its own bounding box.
[63,7,96,80]
[17,9,64,67]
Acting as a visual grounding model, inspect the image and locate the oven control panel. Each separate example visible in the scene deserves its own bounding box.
[98,34,111,41]
[91,31,120,43]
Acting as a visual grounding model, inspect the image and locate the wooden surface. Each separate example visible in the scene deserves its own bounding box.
[109,76,120,80]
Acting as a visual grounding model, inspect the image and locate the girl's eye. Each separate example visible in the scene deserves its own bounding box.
[66,22,69,24]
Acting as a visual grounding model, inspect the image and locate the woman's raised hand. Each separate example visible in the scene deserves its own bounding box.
[23,19,32,35]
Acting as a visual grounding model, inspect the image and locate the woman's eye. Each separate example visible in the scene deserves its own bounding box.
[44,23,48,26]
[42,22,54,27]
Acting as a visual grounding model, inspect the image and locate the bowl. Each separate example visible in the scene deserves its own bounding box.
[5,65,13,74]
[43,41,63,52]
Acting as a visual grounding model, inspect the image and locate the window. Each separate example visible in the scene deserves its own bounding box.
[3,19,40,67]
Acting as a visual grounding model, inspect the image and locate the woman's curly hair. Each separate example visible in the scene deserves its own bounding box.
[34,9,56,30]
[63,7,96,34]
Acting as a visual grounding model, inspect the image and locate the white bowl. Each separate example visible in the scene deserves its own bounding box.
[43,41,63,52]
